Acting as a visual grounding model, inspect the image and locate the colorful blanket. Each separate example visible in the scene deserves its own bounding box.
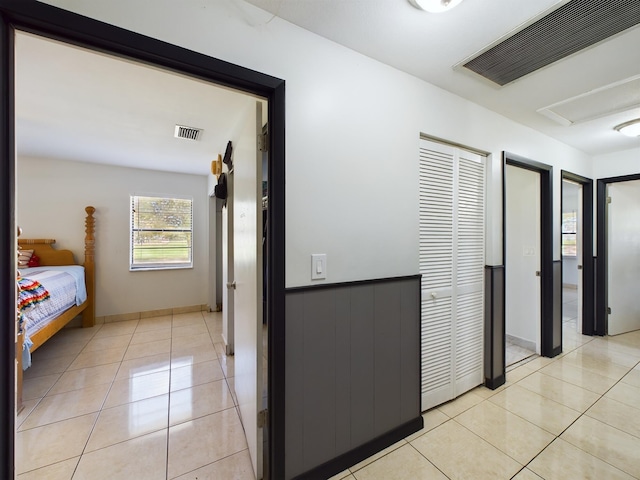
[17,277,50,316]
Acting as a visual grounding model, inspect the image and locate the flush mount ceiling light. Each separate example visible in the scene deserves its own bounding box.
[614,119,640,137]
[409,0,464,13]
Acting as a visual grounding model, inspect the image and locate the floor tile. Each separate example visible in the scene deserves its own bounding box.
[171,345,218,368]
[82,334,132,353]
[23,354,77,378]
[529,438,635,480]
[135,316,172,332]
[327,469,352,480]
[511,468,544,480]
[348,440,406,473]
[170,359,225,392]
[540,360,618,394]
[411,420,522,480]
[559,351,631,380]
[560,415,640,477]
[604,381,640,410]
[167,408,247,479]
[92,320,139,338]
[404,408,450,442]
[169,380,235,426]
[123,338,172,361]
[85,394,169,452]
[455,400,554,465]
[130,327,172,345]
[488,384,581,435]
[16,399,39,429]
[22,373,61,400]
[171,333,213,352]
[32,340,86,360]
[17,456,80,480]
[352,444,447,480]
[68,346,127,370]
[172,449,255,480]
[47,362,119,395]
[516,371,600,412]
[621,368,640,388]
[115,352,171,380]
[104,369,170,408]
[172,323,210,338]
[172,313,205,328]
[15,413,97,475]
[586,396,640,438]
[73,430,167,480]
[19,383,110,430]
[437,390,484,418]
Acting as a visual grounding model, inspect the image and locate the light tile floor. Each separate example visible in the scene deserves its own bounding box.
[16,310,640,479]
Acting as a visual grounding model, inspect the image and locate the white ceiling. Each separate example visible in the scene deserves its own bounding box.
[245,0,640,156]
[15,31,259,176]
[15,1,640,177]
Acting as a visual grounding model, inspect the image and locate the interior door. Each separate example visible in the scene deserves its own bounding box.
[233,101,264,478]
[505,165,541,355]
[607,180,640,335]
[576,184,583,334]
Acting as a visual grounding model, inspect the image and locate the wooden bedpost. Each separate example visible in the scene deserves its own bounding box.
[82,206,96,327]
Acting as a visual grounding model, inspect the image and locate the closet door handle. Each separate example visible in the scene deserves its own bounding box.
[227,282,236,290]
[535,271,541,277]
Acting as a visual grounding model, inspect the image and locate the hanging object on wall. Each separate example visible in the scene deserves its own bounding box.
[211,154,223,178]
[222,140,233,169]
[214,172,228,204]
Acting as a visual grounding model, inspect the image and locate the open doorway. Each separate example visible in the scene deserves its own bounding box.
[1,2,286,479]
[503,152,557,368]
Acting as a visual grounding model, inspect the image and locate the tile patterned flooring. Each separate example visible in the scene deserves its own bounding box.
[16,308,640,479]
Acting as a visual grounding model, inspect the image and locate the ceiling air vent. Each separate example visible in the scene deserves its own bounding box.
[174,125,202,141]
[461,0,640,86]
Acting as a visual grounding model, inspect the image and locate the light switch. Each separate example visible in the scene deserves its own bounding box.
[311,254,327,280]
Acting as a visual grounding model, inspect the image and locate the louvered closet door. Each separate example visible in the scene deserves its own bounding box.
[419,139,485,411]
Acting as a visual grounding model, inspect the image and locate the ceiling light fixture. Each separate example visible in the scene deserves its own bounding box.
[409,0,464,13]
[614,119,640,137]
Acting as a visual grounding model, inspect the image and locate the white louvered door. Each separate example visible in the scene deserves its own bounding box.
[419,139,485,411]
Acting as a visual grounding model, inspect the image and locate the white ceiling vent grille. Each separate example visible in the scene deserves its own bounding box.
[462,0,640,86]
[174,125,202,141]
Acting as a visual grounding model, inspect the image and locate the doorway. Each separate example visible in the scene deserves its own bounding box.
[0,2,286,479]
[502,153,558,364]
[561,171,595,339]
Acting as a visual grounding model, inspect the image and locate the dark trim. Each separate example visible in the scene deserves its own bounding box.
[503,152,558,357]
[561,171,595,336]
[291,417,424,480]
[0,2,286,478]
[484,265,505,390]
[0,10,16,480]
[285,274,423,293]
[595,173,640,337]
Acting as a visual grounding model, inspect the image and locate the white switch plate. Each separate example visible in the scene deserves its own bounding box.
[311,254,327,280]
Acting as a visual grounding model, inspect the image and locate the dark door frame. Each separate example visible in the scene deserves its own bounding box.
[561,171,595,336]
[502,152,559,358]
[0,2,286,478]
[595,173,640,336]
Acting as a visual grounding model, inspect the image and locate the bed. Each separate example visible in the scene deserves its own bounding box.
[15,206,96,412]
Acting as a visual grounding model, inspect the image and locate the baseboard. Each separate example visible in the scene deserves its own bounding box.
[292,417,424,480]
[92,304,210,325]
[485,374,505,390]
[506,334,536,352]
[563,283,578,289]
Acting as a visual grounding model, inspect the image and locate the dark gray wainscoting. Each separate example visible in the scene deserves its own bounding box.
[284,275,423,479]
[484,265,505,389]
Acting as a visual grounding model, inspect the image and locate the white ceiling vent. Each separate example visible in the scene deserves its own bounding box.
[174,125,202,141]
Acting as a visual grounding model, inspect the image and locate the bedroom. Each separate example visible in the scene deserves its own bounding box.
[14,29,266,478]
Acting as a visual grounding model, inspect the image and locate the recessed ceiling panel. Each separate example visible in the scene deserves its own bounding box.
[462,0,640,86]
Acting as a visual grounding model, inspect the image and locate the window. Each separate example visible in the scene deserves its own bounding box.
[562,210,577,256]
[130,195,193,270]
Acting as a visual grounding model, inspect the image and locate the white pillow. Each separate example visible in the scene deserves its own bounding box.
[17,249,33,268]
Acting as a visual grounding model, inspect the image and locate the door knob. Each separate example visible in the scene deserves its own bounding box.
[535,271,541,277]
[227,281,236,289]
[577,265,583,270]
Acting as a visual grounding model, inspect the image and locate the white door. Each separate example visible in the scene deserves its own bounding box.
[233,101,264,478]
[505,165,541,355]
[222,171,234,354]
[419,139,485,411]
[607,180,640,336]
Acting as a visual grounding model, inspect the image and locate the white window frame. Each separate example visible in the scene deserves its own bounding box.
[130,194,193,271]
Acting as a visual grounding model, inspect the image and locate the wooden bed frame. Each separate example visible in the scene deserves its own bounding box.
[16,206,96,412]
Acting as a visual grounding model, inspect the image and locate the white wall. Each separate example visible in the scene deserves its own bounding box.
[17,156,209,316]
[42,0,595,287]
[593,148,640,179]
